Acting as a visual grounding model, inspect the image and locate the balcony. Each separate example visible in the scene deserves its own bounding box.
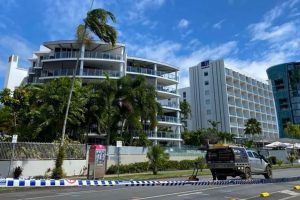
[127,66,178,81]
[157,85,177,94]
[43,51,123,61]
[28,67,35,74]
[157,115,180,124]
[41,68,120,78]
[132,130,180,140]
[160,101,178,108]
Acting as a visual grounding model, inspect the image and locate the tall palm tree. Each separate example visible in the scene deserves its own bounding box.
[244,118,262,138]
[61,8,117,146]
[180,100,191,130]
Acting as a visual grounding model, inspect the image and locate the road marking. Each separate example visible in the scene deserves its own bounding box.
[278,195,300,200]
[177,191,209,196]
[133,185,234,199]
[16,187,130,200]
[280,190,299,196]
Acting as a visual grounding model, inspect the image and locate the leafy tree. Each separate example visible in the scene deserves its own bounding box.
[147,145,169,175]
[284,122,300,140]
[284,123,300,156]
[244,118,262,137]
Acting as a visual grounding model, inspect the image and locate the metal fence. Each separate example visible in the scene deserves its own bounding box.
[0,142,86,160]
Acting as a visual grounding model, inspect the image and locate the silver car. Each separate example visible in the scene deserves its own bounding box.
[246,150,272,179]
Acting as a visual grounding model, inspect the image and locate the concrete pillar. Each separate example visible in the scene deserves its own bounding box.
[79,44,85,76]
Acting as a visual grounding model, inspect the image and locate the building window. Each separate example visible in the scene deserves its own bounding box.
[207,109,211,115]
[204,71,208,76]
[274,79,284,90]
[205,99,210,104]
[279,98,289,110]
[205,81,209,85]
[183,92,186,98]
[205,90,209,95]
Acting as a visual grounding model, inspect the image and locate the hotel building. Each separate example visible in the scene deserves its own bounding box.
[189,59,279,139]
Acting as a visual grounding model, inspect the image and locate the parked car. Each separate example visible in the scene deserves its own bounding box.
[206,144,272,180]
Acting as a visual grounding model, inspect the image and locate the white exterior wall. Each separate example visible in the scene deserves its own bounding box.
[178,87,192,130]
[0,160,87,178]
[190,60,230,131]
[4,55,28,90]
[189,59,279,139]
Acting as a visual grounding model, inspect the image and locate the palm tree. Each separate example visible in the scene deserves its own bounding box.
[61,8,117,146]
[244,118,262,140]
[180,101,191,130]
[217,131,235,144]
[131,76,161,144]
[208,120,220,129]
[147,145,169,175]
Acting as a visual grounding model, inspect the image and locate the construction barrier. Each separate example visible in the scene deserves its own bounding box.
[1,176,300,187]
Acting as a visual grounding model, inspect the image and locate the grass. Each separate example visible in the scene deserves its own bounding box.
[104,169,211,180]
[272,163,300,169]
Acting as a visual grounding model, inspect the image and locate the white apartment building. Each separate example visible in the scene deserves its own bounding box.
[189,59,279,139]
[20,40,182,146]
[178,87,192,130]
[4,55,28,91]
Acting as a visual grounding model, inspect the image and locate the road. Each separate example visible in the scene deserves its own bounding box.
[1,168,300,200]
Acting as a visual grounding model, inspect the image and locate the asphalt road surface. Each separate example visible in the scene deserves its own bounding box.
[1,168,300,200]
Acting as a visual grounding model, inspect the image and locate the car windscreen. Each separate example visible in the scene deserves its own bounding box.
[206,148,234,162]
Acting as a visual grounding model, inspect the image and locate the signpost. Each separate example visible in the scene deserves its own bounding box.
[8,135,18,177]
[116,141,122,177]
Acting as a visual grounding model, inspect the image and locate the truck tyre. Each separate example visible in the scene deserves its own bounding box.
[242,167,251,179]
[217,175,227,180]
[264,166,272,179]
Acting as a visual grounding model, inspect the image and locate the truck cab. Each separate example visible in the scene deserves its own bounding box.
[206,144,272,180]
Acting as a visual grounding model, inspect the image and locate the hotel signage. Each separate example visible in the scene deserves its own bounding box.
[201,60,210,69]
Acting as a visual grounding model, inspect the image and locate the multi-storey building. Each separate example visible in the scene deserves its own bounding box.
[189,59,279,139]
[18,40,182,146]
[178,87,192,130]
[267,62,300,138]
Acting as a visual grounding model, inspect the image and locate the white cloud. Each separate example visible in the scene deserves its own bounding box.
[213,19,225,29]
[0,35,34,77]
[249,22,297,42]
[248,0,300,43]
[178,19,189,29]
[135,0,165,11]
[128,39,238,88]
[43,0,106,40]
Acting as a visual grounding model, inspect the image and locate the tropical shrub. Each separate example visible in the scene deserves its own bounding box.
[13,166,23,179]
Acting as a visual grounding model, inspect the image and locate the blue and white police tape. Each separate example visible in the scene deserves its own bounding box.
[1,176,300,187]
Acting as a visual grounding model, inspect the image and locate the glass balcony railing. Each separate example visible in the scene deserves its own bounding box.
[43,51,123,61]
[41,68,120,77]
[131,130,179,139]
[157,85,177,94]
[28,67,35,74]
[82,68,121,77]
[127,66,178,81]
[160,101,178,108]
[157,115,180,123]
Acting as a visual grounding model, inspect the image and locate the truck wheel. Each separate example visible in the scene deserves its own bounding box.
[264,166,272,179]
[242,168,251,179]
[217,175,227,180]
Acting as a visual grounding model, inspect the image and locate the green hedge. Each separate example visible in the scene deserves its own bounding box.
[106,158,206,174]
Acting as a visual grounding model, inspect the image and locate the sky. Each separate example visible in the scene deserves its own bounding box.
[0,0,300,89]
